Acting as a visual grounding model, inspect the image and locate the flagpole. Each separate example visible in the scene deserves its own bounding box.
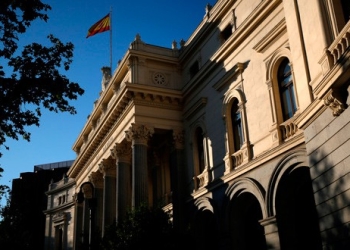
[110,7,112,70]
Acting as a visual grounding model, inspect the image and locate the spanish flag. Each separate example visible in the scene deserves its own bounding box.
[86,13,110,38]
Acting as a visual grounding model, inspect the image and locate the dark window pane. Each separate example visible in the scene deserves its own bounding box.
[278,58,297,120]
[231,99,243,150]
[196,127,205,173]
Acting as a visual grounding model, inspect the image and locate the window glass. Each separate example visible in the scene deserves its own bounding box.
[195,127,205,173]
[278,59,297,121]
[231,99,243,150]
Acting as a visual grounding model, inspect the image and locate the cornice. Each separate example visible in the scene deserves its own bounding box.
[71,52,130,154]
[211,0,282,63]
[183,97,207,120]
[212,61,246,91]
[180,0,233,62]
[188,134,305,202]
[220,132,305,184]
[293,99,327,130]
[46,180,76,195]
[69,83,182,179]
[43,201,75,215]
[253,18,286,53]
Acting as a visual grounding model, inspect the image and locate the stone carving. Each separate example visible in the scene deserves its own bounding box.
[125,123,154,145]
[89,172,103,189]
[81,183,93,199]
[324,88,347,116]
[173,129,184,150]
[111,141,132,164]
[98,158,116,176]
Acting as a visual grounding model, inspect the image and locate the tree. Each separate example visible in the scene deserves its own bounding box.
[100,205,176,250]
[0,0,84,157]
[0,167,9,207]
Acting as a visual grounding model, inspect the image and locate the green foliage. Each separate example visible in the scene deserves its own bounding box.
[0,0,84,157]
[100,205,175,250]
[0,167,9,208]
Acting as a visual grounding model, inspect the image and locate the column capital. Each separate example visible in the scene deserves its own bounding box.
[98,158,116,177]
[89,171,104,189]
[125,123,154,146]
[173,129,185,150]
[111,141,132,164]
[81,182,94,199]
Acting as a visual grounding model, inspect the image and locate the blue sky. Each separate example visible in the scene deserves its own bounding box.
[0,0,216,202]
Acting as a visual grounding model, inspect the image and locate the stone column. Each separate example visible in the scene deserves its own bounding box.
[260,216,281,250]
[74,198,84,250]
[89,171,104,236]
[151,151,162,206]
[99,158,116,236]
[81,183,94,249]
[125,123,154,208]
[171,129,186,232]
[111,141,132,222]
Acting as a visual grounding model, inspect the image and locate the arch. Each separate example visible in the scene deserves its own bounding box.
[222,88,246,117]
[190,197,219,250]
[190,119,207,138]
[266,149,308,217]
[267,149,322,249]
[224,178,268,250]
[222,88,252,172]
[265,46,292,82]
[194,196,216,213]
[190,120,211,190]
[265,46,299,132]
[225,177,267,219]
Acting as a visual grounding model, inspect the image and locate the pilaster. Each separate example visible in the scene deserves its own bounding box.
[260,216,281,250]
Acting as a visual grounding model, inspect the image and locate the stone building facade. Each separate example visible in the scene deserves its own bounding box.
[48,0,350,249]
[44,175,76,250]
[10,161,73,250]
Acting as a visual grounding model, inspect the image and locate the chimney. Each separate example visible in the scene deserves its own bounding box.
[101,66,111,91]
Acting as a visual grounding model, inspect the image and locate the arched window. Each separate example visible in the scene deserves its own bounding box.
[278,58,297,121]
[223,89,251,174]
[192,125,211,190]
[195,127,205,174]
[231,99,243,151]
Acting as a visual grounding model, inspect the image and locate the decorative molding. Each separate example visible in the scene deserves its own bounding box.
[184,97,208,120]
[253,19,287,53]
[213,62,246,91]
[194,168,210,190]
[152,72,168,86]
[326,21,350,70]
[52,212,67,223]
[173,129,185,150]
[98,158,116,177]
[89,171,103,189]
[111,141,132,164]
[323,88,348,116]
[125,123,154,145]
[81,183,93,199]
[280,119,299,140]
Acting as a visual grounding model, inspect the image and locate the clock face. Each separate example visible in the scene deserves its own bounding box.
[153,72,166,85]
